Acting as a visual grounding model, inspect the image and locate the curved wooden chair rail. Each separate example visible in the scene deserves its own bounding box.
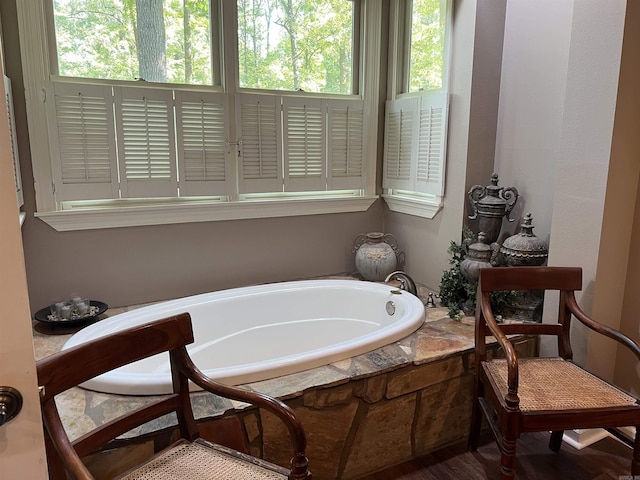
[468,266,640,480]
[36,312,312,480]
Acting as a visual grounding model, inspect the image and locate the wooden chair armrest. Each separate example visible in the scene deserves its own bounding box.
[481,297,521,408]
[175,347,311,478]
[565,292,640,361]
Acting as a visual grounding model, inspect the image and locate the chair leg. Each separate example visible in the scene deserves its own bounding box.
[549,430,564,452]
[468,396,482,451]
[500,436,517,480]
[632,426,640,475]
[469,377,484,451]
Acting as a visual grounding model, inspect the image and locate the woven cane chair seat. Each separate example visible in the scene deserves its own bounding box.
[119,439,288,480]
[484,357,638,412]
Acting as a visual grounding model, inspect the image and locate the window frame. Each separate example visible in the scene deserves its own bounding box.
[17,0,381,231]
[382,0,452,219]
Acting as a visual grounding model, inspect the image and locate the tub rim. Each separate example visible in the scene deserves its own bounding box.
[63,279,426,395]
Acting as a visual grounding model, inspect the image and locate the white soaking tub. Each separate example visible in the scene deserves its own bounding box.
[63,279,426,395]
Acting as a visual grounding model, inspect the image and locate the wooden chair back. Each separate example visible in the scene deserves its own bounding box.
[37,312,311,479]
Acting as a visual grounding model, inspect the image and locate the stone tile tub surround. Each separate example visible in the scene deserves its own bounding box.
[32,279,536,479]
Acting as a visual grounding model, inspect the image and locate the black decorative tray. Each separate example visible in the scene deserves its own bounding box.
[34,300,109,328]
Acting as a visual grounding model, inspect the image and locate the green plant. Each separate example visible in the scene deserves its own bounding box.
[438,229,475,319]
[438,228,515,320]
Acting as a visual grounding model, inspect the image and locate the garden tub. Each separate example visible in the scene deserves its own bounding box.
[63,279,426,395]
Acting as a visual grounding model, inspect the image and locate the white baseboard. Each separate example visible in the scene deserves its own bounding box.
[562,429,610,450]
[615,426,636,442]
[561,427,636,450]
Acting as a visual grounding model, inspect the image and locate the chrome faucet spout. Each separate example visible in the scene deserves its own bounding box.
[384,271,418,296]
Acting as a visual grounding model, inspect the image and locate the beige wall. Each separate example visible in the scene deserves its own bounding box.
[610,0,640,395]
[493,0,573,243]
[546,0,627,368]
[22,206,383,309]
[494,0,635,379]
[616,188,640,395]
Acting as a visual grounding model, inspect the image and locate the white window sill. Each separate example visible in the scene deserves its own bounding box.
[382,193,443,219]
[35,195,379,231]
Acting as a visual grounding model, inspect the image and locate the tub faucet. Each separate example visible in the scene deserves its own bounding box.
[384,271,418,296]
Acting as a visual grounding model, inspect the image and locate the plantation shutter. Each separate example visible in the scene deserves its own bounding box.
[175,91,230,196]
[383,91,448,195]
[327,98,365,190]
[46,82,118,201]
[115,87,177,198]
[415,92,448,195]
[236,93,282,194]
[383,97,416,191]
[237,94,366,195]
[283,96,325,192]
[4,75,23,207]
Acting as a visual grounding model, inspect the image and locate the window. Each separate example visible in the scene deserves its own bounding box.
[408,0,446,93]
[52,0,214,85]
[18,0,381,230]
[237,0,356,94]
[382,0,451,219]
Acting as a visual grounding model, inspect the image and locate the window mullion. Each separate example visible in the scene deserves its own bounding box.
[220,0,240,200]
[210,0,223,87]
[220,0,239,95]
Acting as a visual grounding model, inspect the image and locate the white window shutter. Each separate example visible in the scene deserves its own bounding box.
[46,82,119,201]
[383,97,417,191]
[383,92,448,195]
[283,96,325,192]
[175,91,230,196]
[115,87,177,198]
[327,98,365,190]
[236,93,282,194]
[4,76,23,207]
[415,92,448,196]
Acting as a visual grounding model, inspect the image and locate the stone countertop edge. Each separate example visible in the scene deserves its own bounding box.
[31,276,477,441]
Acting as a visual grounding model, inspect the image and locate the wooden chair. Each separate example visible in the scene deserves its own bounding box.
[468,266,640,479]
[37,312,311,480]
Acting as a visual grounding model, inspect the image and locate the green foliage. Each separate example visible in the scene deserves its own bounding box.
[438,229,476,319]
[54,0,213,84]
[409,0,446,92]
[438,229,515,320]
[237,0,354,94]
[52,0,446,95]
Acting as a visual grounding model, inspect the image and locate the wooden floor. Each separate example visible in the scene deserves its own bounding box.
[358,431,633,480]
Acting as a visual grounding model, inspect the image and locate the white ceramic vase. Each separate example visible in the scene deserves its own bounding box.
[353,232,400,281]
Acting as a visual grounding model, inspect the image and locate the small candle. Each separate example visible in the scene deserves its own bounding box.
[72,297,89,314]
[75,301,89,315]
[52,302,65,317]
[60,305,72,320]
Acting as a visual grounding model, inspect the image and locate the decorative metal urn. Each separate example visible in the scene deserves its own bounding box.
[460,232,493,282]
[500,213,549,322]
[500,213,549,266]
[468,173,519,244]
[353,232,404,281]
